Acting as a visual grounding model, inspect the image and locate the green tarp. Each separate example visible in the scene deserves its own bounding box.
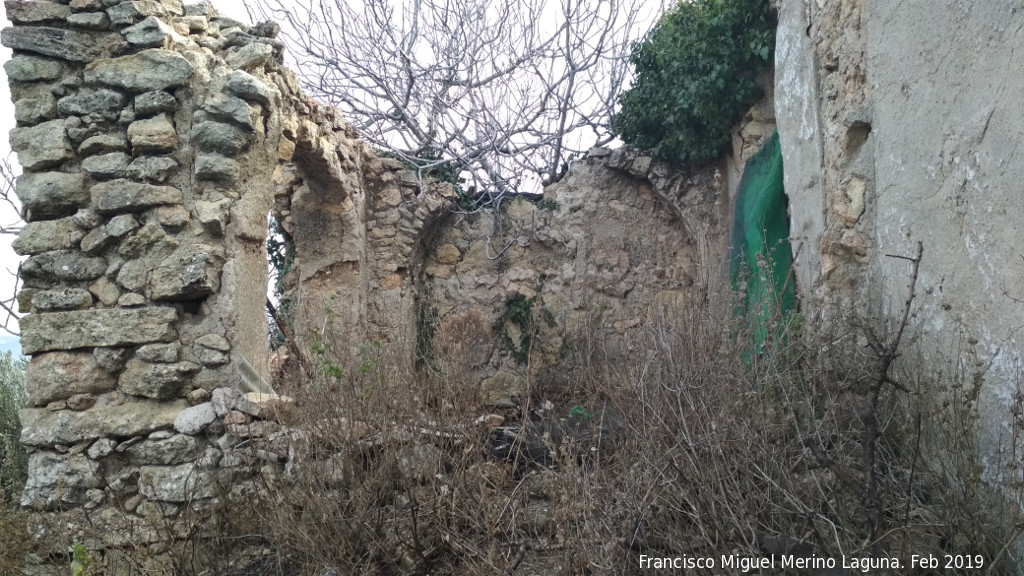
[729,130,795,352]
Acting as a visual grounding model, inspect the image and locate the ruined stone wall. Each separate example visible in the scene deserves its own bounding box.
[777,0,1024,499]
[419,149,726,406]
[3,0,769,565]
[0,0,357,568]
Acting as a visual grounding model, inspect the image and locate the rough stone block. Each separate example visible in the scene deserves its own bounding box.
[0,26,126,62]
[82,151,130,180]
[126,155,178,182]
[30,287,93,312]
[10,119,73,170]
[79,133,128,156]
[17,171,89,220]
[57,88,126,119]
[106,213,140,238]
[19,399,188,445]
[127,113,177,154]
[435,243,461,265]
[12,217,80,255]
[67,12,112,29]
[118,221,175,259]
[87,438,117,459]
[106,0,180,26]
[194,333,229,351]
[134,90,177,116]
[194,153,239,183]
[91,178,182,213]
[148,243,224,301]
[14,94,58,124]
[225,42,273,71]
[191,120,250,154]
[81,227,111,254]
[20,453,101,509]
[225,69,277,105]
[123,15,185,47]
[84,48,194,92]
[5,1,73,23]
[20,306,178,354]
[124,433,200,465]
[235,392,295,422]
[116,256,154,291]
[4,54,63,81]
[210,386,240,416]
[21,250,106,282]
[193,346,227,366]
[66,393,96,411]
[93,346,131,372]
[155,205,189,229]
[139,463,214,501]
[136,342,179,363]
[195,198,230,236]
[172,401,216,434]
[178,14,207,32]
[118,293,146,307]
[88,276,120,306]
[119,359,199,399]
[26,351,117,406]
[202,93,257,130]
[183,0,208,16]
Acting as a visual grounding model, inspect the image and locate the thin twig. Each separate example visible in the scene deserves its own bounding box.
[266,298,313,379]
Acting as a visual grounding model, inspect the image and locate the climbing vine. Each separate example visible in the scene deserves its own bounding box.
[493,293,555,365]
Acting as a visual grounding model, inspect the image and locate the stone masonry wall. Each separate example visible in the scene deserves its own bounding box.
[419,148,729,408]
[0,0,352,569]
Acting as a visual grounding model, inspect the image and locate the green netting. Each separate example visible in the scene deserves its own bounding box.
[729,129,795,352]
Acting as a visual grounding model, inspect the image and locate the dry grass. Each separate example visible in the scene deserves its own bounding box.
[0,496,27,576]
[3,287,1021,574]
[214,293,1024,575]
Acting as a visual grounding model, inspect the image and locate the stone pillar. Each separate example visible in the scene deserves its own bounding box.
[3,0,287,567]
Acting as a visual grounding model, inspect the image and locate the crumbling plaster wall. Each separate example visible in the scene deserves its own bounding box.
[777,0,1024,488]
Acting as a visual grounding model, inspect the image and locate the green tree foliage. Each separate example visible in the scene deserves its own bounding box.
[615,0,775,165]
[0,351,27,500]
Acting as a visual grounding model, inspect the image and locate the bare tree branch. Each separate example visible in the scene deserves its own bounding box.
[245,0,662,207]
[0,155,23,336]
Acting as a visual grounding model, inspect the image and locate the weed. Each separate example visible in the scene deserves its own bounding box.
[535,198,560,212]
[209,261,1024,574]
[494,293,540,364]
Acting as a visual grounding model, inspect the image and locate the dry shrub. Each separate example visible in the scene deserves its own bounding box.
[0,496,27,576]
[218,295,1022,575]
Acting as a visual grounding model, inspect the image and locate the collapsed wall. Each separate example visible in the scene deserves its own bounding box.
[3,0,773,567]
[777,0,1024,492]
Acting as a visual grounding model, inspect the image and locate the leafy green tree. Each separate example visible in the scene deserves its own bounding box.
[0,351,27,501]
[616,0,774,165]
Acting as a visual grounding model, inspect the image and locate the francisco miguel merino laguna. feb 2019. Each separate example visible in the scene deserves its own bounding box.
[637,553,984,572]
